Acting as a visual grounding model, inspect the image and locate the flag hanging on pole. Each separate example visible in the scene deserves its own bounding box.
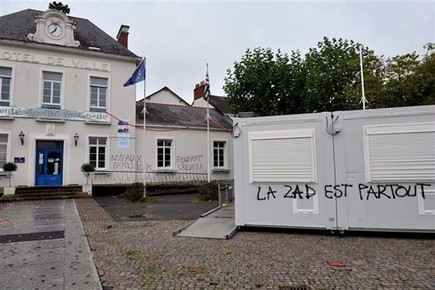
[122,57,147,197]
[205,63,211,182]
[123,58,145,87]
[204,64,211,102]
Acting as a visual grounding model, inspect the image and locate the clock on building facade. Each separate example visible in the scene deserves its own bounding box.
[47,22,63,38]
[28,7,79,47]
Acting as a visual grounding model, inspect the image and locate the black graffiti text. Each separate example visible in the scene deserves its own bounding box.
[324,184,353,199]
[284,185,316,199]
[111,154,143,171]
[257,186,277,200]
[255,183,431,202]
[176,154,204,172]
[358,183,431,200]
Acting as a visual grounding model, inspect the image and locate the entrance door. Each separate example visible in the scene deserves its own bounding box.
[35,141,63,186]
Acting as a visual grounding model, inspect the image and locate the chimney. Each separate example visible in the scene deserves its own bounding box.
[194,81,206,100]
[116,25,129,48]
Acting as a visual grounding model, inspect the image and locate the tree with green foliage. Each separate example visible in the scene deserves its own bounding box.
[380,46,434,107]
[303,37,358,112]
[411,49,435,105]
[380,52,421,108]
[342,49,386,110]
[224,48,307,116]
[304,37,388,111]
[224,37,433,115]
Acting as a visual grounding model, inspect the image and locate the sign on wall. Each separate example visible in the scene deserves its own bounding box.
[14,157,25,163]
[0,106,109,123]
[117,120,130,148]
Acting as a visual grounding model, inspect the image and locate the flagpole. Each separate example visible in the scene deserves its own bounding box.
[206,64,211,183]
[206,104,210,182]
[123,57,146,196]
[143,57,147,197]
[360,47,367,110]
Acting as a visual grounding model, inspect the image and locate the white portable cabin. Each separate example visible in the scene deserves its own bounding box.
[233,105,435,233]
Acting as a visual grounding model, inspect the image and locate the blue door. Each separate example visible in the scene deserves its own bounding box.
[35,141,63,186]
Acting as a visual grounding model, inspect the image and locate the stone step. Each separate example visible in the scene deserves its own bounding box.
[15,186,83,195]
[1,185,90,202]
[15,190,83,196]
[0,193,91,202]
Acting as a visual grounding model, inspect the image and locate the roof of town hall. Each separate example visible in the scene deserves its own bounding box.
[0,8,138,58]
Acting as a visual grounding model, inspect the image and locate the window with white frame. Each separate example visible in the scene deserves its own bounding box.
[89,137,107,169]
[292,188,319,214]
[90,76,108,112]
[213,141,226,168]
[157,139,172,169]
[249,129,317,183]
[364,123,435,182]
[0,67,12,106]
[0,134,8,168]
[42,71,62,109]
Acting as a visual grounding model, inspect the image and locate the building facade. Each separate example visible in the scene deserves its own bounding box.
[0,5,234,193]
[93,87,234,186]
[0,5,140,190]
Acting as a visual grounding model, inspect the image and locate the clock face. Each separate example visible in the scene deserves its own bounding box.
[47,23,63,38]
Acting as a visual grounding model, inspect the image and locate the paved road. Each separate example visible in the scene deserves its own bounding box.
[76,198,435,290]
[1,197,434,289]
[0,200,101,290]
[94,193,218,221]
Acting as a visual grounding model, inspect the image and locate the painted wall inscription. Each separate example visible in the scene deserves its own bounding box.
[111,154,141,171]
[176,154,204,172]
[0,49,111,71]
[256,183,431,201]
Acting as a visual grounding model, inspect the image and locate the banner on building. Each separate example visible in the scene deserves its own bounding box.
[117,120,130,148]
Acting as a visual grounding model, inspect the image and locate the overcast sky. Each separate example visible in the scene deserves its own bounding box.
[1,0,434,103]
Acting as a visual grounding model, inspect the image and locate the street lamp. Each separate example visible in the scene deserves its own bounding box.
[19,131,25,146]
[74,133,79,146]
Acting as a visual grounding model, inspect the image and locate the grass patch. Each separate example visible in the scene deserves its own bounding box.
[221,249,231,256]
[139,261,168,276]
[124,249,142,261]
[107,238,121,245]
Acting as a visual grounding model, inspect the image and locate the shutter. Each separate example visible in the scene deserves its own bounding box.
[249,129,316,183]
[364,123,435,182]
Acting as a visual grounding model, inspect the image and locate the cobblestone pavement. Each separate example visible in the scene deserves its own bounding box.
[75,198,435,290]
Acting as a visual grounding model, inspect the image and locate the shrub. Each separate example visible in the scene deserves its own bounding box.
[198,181,219,201]
[81,163,95,172]
[3,162,17,172]
[2,162,17,187]
[127,182,145,202]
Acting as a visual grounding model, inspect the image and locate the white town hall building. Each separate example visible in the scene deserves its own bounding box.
[0,3,233,195]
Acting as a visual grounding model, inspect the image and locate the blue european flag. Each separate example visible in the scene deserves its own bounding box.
[123,58,145,87]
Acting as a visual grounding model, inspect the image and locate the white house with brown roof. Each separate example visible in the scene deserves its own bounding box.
[125,86,234,185]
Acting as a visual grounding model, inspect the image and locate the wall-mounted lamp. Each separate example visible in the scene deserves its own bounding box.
[19,131,25,145]
[74,133,79,146]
